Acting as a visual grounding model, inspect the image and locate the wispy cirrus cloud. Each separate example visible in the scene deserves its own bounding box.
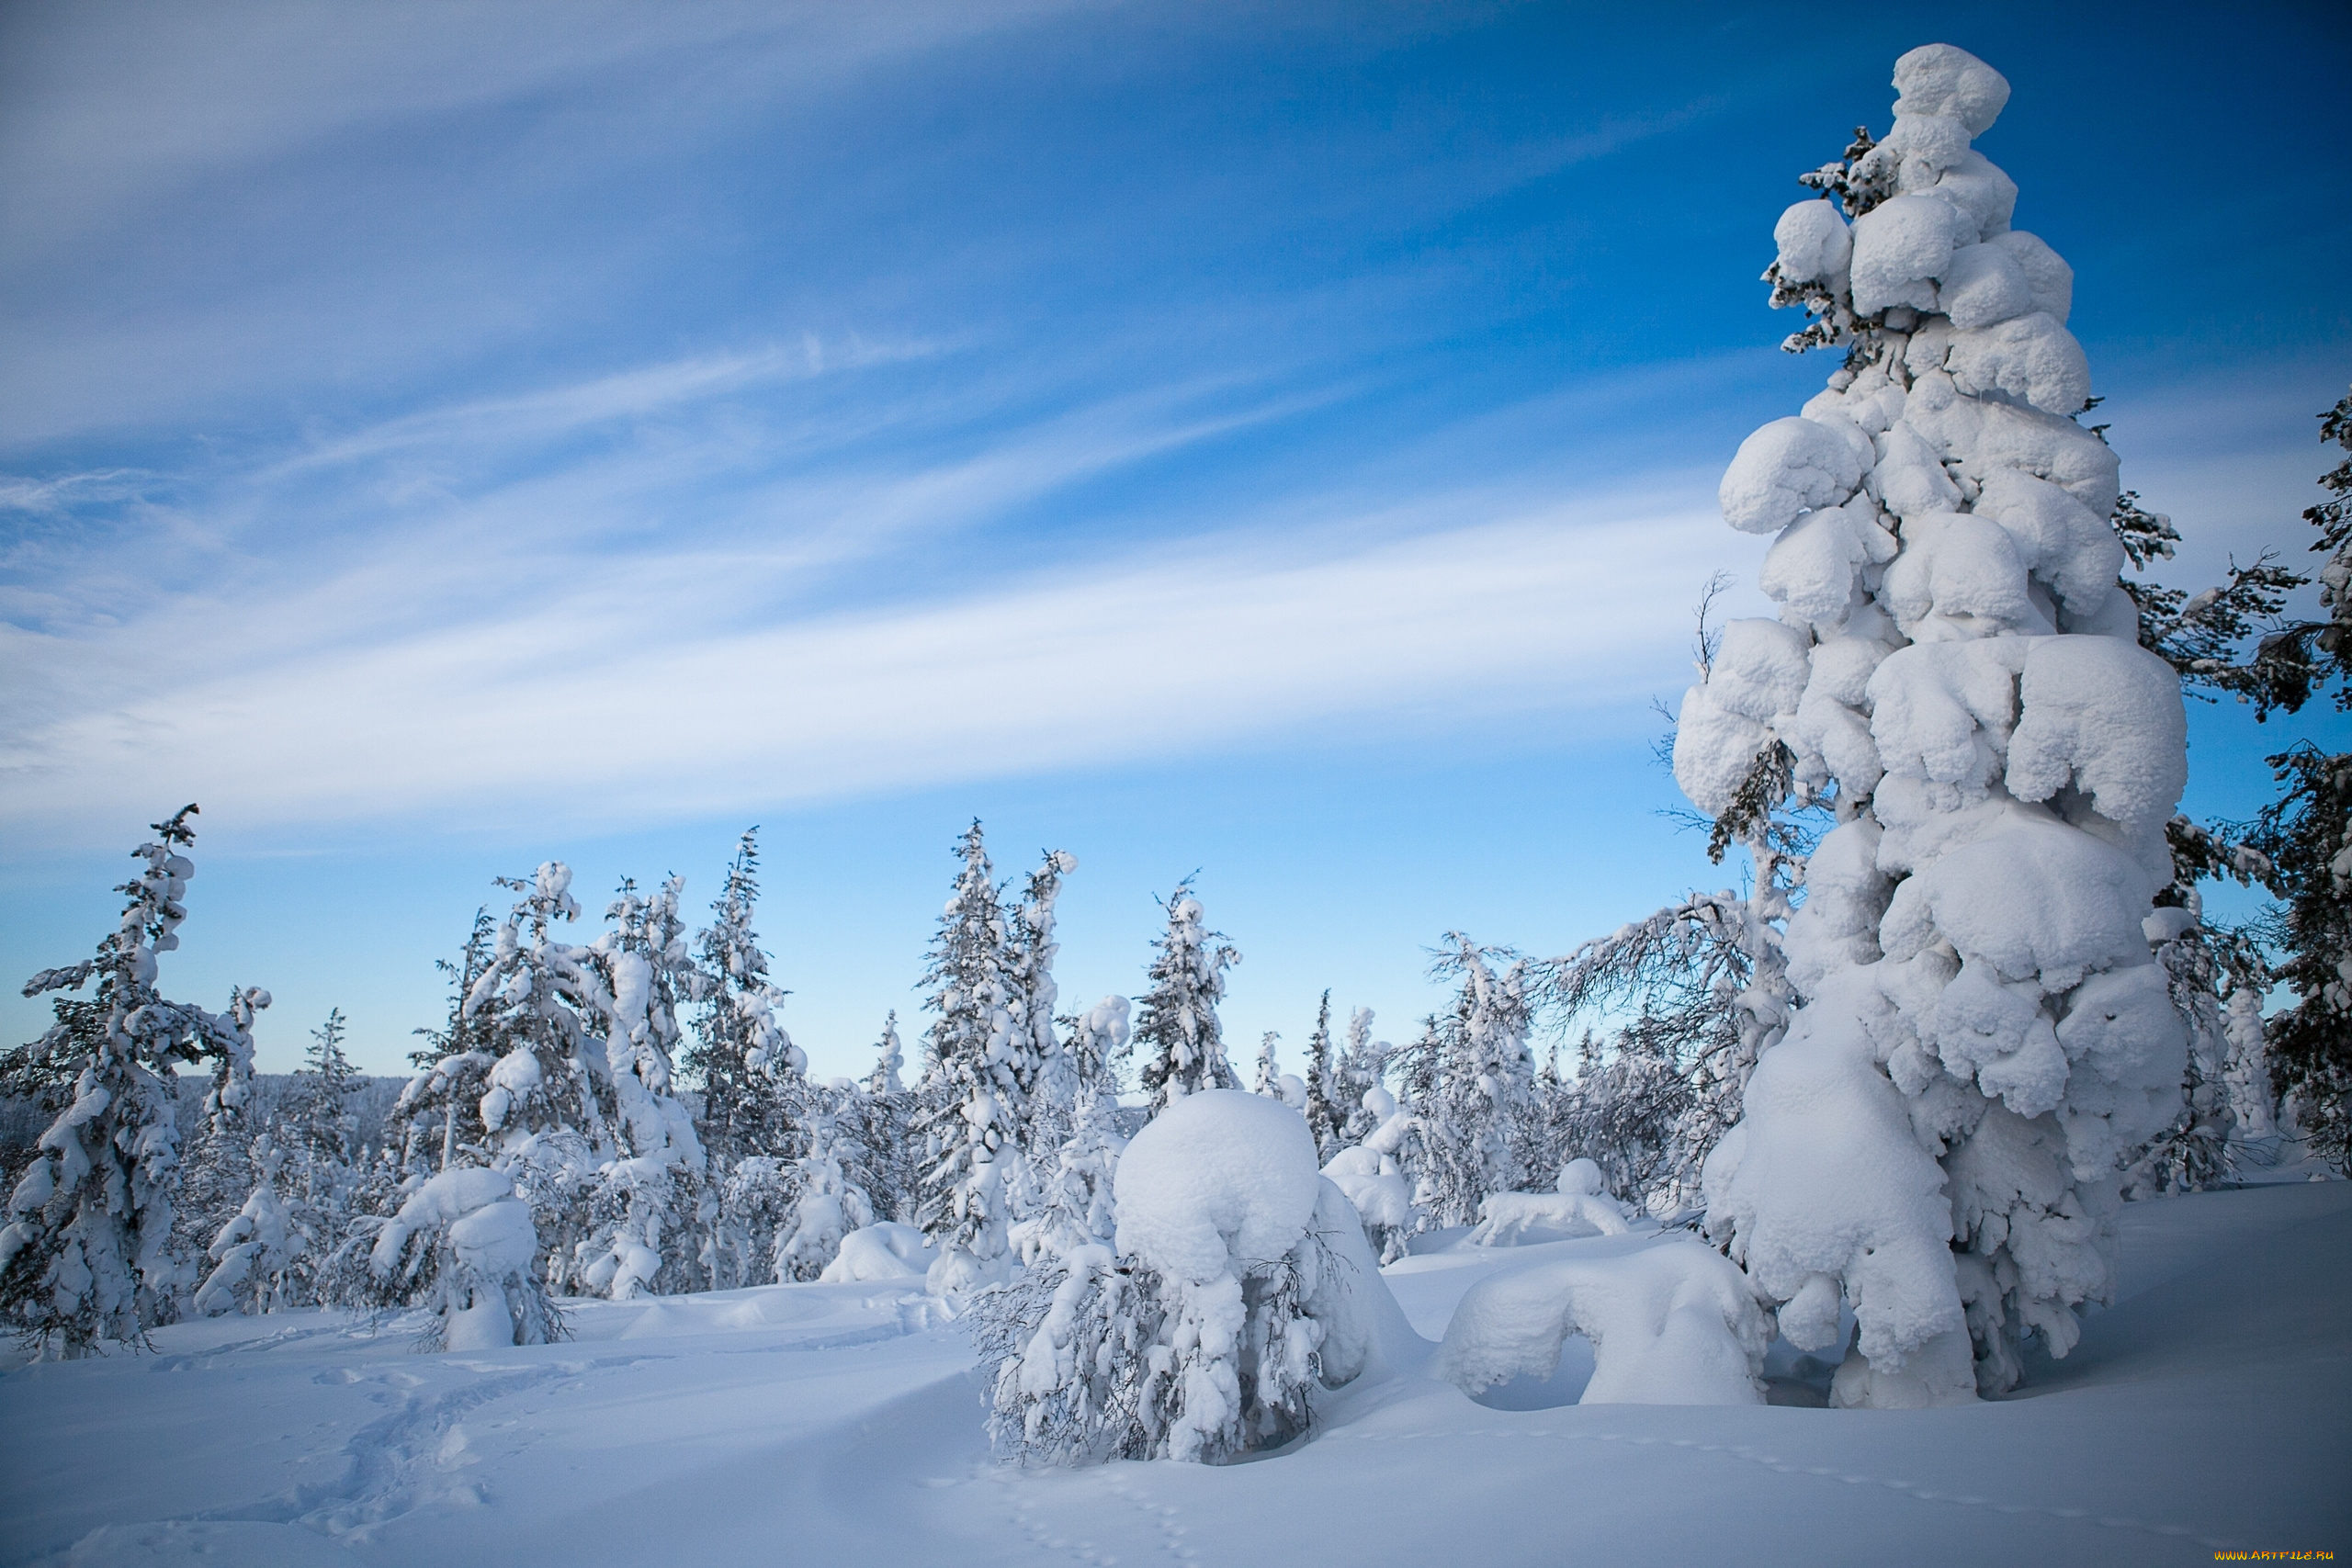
[0,482,1730,845]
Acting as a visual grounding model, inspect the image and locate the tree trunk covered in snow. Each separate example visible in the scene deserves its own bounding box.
[1686,45,2191,1405]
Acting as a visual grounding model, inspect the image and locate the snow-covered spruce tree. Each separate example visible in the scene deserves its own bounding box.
[1331,1007,1389,1150]
[2,807,272,1354]
[1686,46,2192,1404]
[174,983,273,1292]
[568,875,709,1299]
[709,1155,797,1291]
[1318,1083,1425,1264]
[2116,387,2352,1170]
[1299,991,1346,1161]
[365,1165,561,1350]
[837,1013,918,1224]
[285,1010,364,1178]
[2252,746,2352,1170]
[975,1090,1406,1467]
[1010,1064,1127,1267]
[775,1104,875,1281]
[1061,995,1130,1104]
[391,908,501,1180]
[687,829,803,1169]
[451,863,614,1286]
[1008,850,1079,1147]
[1252,1032,1282,1098]
[1397,937,1534,1228]
[911,823,1034,1291]
[261,1010,368,1308]
[1131,883,1241,1111]
[193,1134,314,1317]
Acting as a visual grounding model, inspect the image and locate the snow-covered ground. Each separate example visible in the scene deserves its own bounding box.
[5,1179,2345,1567]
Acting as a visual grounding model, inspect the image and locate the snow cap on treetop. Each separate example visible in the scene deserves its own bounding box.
[1891,44,2010,137]
[1114,1089,1319,1286]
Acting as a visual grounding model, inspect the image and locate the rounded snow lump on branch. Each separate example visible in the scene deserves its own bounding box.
[1891,42,2010,135]
[1437,1239,1768,1406]
[1773,200,1850,284]
[1719,416,1865,535]
[1946,311,2092,418]
[1849,194,1960,315]
[1115,1089,1321,1283]
[2006,636,2188,834]
[1939,243,2034,331]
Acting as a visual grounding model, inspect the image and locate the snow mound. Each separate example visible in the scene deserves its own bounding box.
[820,1222,933,1283]
[1437,1238,1768,1406]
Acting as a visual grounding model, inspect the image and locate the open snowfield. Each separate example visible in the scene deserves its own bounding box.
[4,1179,2345,1568]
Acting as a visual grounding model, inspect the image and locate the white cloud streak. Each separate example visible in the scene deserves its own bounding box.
[0,474,1727,848]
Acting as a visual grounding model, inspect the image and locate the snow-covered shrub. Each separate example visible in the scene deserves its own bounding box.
[1467,1159,1634,1247]
[1319,1087,1422,1263]
[367,1166,560,1350]
[1131,883,1241,1111]
[3,807,272,1355]
[976,1089,1414,1467]
[819,1221,933,1283]
[1688,45,2190,1404]
[972,1241,1169,1466]
[1438,1240,1769,1406]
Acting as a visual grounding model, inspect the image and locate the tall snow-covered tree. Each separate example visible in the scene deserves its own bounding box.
[842,1014,916,1224]
[1400,936,1534,1227]
[1008,850,1079,1145]
[1299,991,1346,1160]
[1331,1007,1388,1150]
[571,874,709,1299]
[775,1106,875,1281]
[268,1010,368,1306]
[1,807,271,1354]
[1686,46,2192,1404]
[284,1010,365,1177]
[911,822,1031,1288]
[1131,883,1240,1111]
[2251,746,2352,1169]
[175,983,272,1288]
[687,829,803,1168]
[392,908,500,1179]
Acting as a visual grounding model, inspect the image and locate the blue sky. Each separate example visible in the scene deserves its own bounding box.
[3,1,2346,1081]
